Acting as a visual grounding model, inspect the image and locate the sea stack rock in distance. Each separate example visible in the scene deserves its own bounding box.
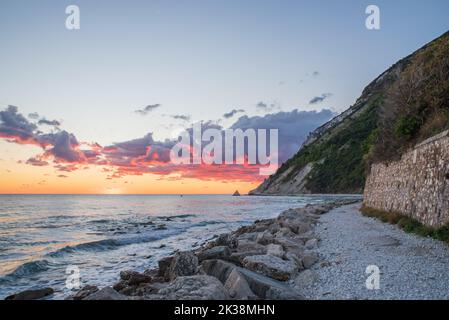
[233,190,241,196]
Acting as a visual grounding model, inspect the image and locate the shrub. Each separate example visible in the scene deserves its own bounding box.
[360,205,449,243]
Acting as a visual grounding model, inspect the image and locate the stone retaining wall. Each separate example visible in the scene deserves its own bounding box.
[363,130,449,227]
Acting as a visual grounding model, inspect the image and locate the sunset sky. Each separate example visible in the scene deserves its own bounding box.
[1,0,448,194]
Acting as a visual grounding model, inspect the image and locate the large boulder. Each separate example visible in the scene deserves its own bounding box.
[197,246,231,262]
[242,254,298,281]
[208,233,237,249]
[305,238,318,250]
[119,270,152,286]
[237,268,303,299]
[224,269,257,300]
[71,285,98,300]
[150,275,229,300]
[158,256,174,280]
[301,251,319,269]
[201,259,301,300]
[279,219,311,235]
[167,251,198,280]
[84,286,129,300]
[201,259,237,283]
[5,287,54,300]
[273,236,305,256]
[266,244,284,258]
[255,231,274,245]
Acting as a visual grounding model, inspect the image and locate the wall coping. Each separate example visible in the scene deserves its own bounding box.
[414,130,449,149]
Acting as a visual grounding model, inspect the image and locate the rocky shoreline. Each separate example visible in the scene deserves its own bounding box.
[61,200,358,300]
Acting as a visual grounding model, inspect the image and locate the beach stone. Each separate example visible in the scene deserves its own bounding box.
[212,233,237,249]
[256,231,274,245]
[285,252,304,270]
[128,273,153,286]
[158,256,174,280]
[274,227,297,238]
[120,270,136,280]
[119,270,152,285]
[242,254,298,281]
[236,232,259,241]
[280,219,311,235]
[167,251,198,280]
[301,251,319,269]
[5,287,54,300]
[305,238,318,250]
[155,275,229,300]
[274,236,305,256]
[197,246,231,262]
[237,268,303,299]
[294,270,318,287]
[72,285,99,300]
[266,244,284,258]
[224,269,257,299]
[84,286,129,300]
[237,240,267,254]
[201,259,237,283]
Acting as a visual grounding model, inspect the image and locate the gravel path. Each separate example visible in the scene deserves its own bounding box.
[301,202,449,299]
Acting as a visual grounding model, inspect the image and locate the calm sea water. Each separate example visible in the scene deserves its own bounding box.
[0,194,360,299]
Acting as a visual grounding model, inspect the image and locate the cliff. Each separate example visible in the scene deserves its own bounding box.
[251,30,449,195]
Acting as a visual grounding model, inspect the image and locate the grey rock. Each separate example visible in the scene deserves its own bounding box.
[158,256,174,279]
[266,243,284,258]
[155,275,229,300]
[224,269,257,299]
[201,259,237,283]
[242,254,298,281]
[71,285,98,300]
[305,238,318,250]
[5,287,54,300]
[167,251,198,280]
[237,268,303,299]
[256,231,274,245]
[301,251,319,269]
[197,246,231,262]
[119,270,152,285]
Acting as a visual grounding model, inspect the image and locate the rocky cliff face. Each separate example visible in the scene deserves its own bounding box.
[251,31,449,195]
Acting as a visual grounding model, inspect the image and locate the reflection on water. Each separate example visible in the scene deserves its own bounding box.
[0,194,361,299]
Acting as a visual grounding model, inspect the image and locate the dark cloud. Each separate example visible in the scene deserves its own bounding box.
[256,102,280,113]
[0,105,38,143]
[312,71,320,77]
[223,109,245,119]
[230,109,335,163]
[135,104,161,116]
[39,131,84,162]
[309,93,333,105]
[171,114,191,121]
[38,118,61,126]
[26,157,49,166]
[28,112,39,120]
[0,106,90,163]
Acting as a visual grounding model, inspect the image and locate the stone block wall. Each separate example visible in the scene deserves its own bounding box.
[363,130,449,227]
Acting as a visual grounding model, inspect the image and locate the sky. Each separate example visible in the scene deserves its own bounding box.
[0,0,448,194]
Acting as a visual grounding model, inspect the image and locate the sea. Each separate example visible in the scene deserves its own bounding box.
[0,194,361,299]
